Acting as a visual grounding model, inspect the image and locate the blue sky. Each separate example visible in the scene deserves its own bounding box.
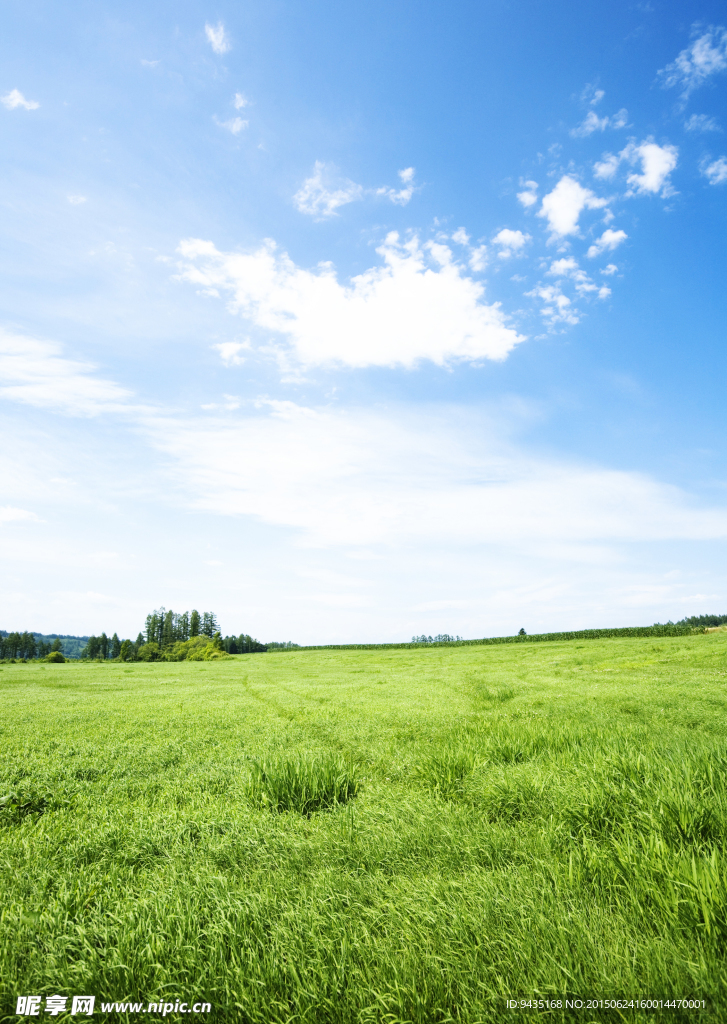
[2,0,727,642]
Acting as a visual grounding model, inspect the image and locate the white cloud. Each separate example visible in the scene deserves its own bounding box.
[593,140,678,197]
[215,116,248,135]
[144,402,727,551]
[601,263,618,276]
[586,228,628,258]
[213,341,248,366]
[293,161,364,218]
[140,59,160,68]
[492,228,531,258]
[1,89,39,111]
[205,22,230,55]
[545,259,609,299]
[233,93,248,110]
[468,245,487,272]
[451,227,470,245]
[624,140,678,196]
[658,26,727,102]
[67,195,87,205]
[527,283,580,326]
[685,113,721,132]
[703,156,727,184]
[0,329,133,416]
[0,506,39,525]
[570,108,628,138]
[376,167,417,206]
[538,175,608,237]
[176,232,524,369]
[593,153,620,180]
[516,180,539,207]
[582,84,605,106]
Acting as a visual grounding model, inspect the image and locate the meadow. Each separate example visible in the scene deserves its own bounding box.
[1,635,727,1023]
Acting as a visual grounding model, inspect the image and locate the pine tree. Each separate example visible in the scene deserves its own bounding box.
[51,637,63,653]
[190,610,200,637]
[162,610,174,650]
[201,612,219,638]
[178,611,190,642]
[100,633,109,659]
[111,633,121,658]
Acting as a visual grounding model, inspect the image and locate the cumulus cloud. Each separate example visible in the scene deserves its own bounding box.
[685,113,721,132]
[516,180,538,207]
[293,162,364,218]
[586,228,627,258]
[658,26,727,103]
[625,140,678,196]
[492,228,531,258]
[538,175,608,237]
[176,232,524,369]
[570,108,628,138]
[1,89,39,111]
[601,264,618,276]
[205,22,230,54]
[0,329,134,416]
[593,139,678,196]
[702,156,727,184]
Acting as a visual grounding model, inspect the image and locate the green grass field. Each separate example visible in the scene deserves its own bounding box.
[2,635,727,1023]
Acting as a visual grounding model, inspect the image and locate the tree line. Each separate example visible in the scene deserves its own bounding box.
[0,633,64,660]
[80,608,267,661]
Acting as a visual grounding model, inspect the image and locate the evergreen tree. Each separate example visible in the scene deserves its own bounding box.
[111,633,121,658]
[162,610,175,650]
[178,611,190,642]
[190,610,200,637]
[100,632,109,659]
[51,637,63,653]
[201,612,219,638]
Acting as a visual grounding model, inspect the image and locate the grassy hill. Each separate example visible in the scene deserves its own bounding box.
[1,634,726,1021]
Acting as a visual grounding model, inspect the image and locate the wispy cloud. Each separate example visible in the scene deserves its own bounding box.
[67,195,87,205]
[176,232,524,369]
[214,116,248,135]
[570,108,628,138]
[684,113,721,132]
[1,89,39,111]
[0,506,39,525]
[0,329,134,416]
[658,25,727,104]
[213,341,248,366]
[294,163,418,218]
[205,22,230,55]
[233,93,248,110]
[293,162,364,218]
[702,156,727,185]
[376,167,417,206]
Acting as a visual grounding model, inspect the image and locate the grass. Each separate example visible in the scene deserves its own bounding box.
[1,634,727,1022]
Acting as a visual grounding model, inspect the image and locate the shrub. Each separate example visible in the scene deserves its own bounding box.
[44,651,65,663]
[137,642,161,662]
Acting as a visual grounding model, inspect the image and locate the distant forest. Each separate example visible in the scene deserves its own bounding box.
[3,611,726,661]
